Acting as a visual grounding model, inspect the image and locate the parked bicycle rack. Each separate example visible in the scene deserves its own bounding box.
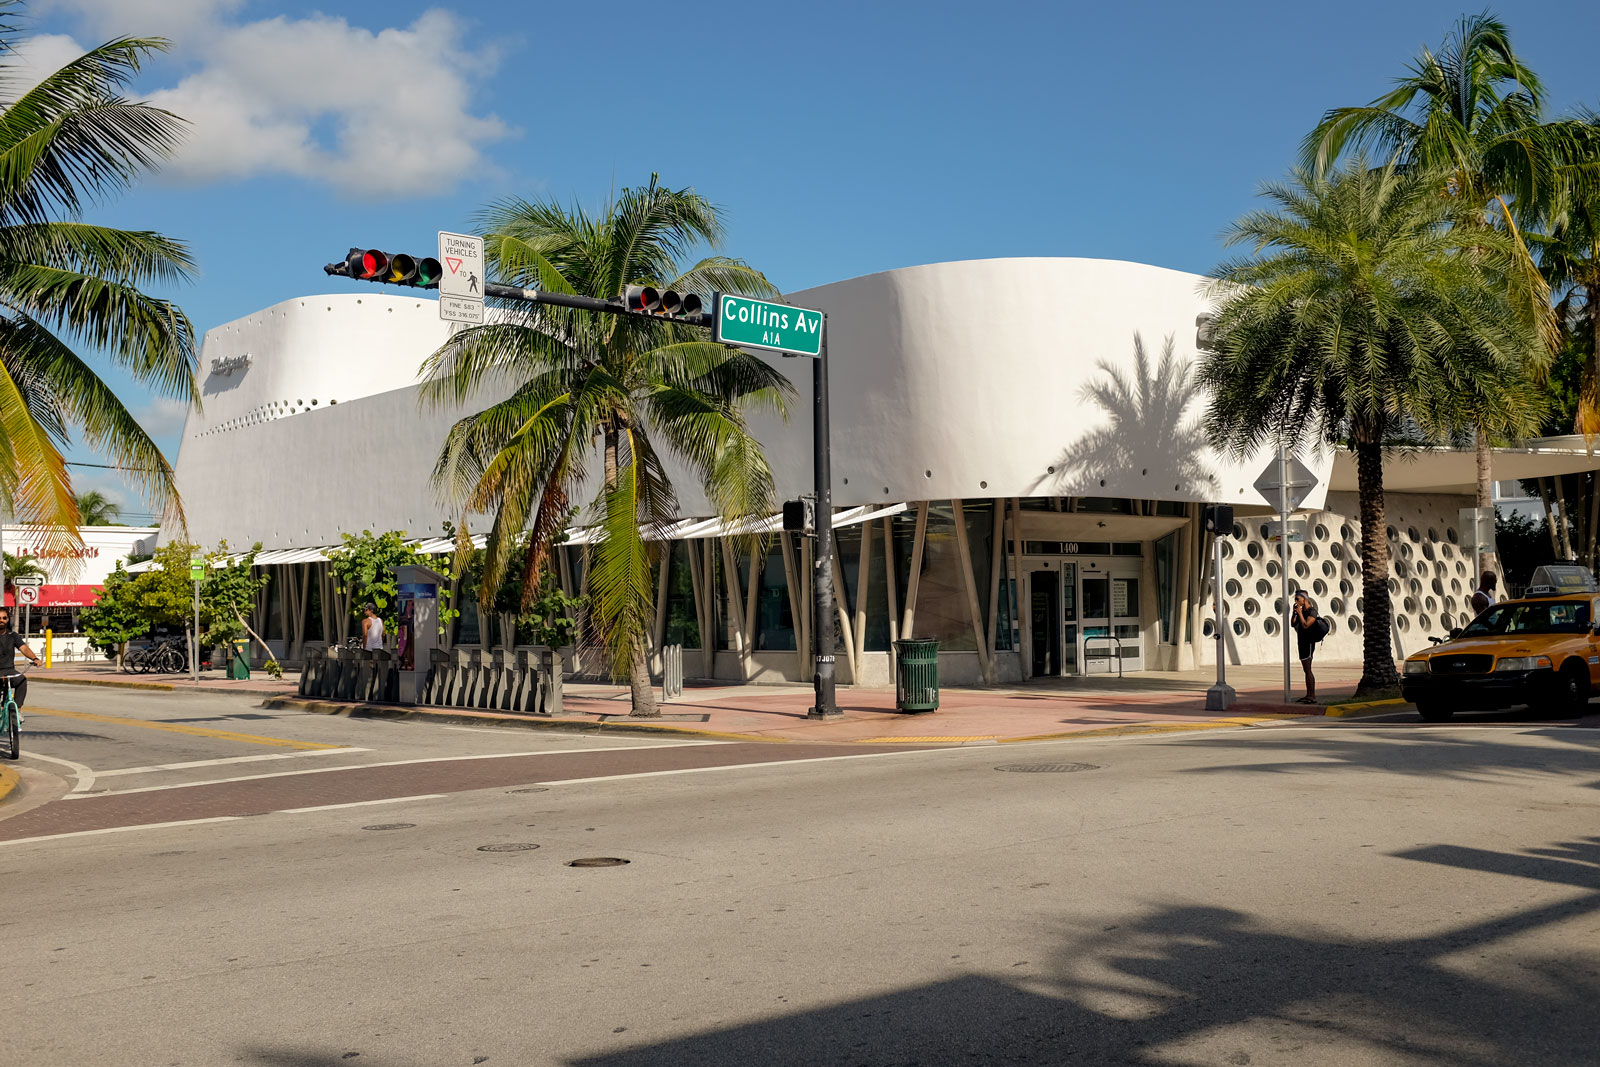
[1082,633,1124,679]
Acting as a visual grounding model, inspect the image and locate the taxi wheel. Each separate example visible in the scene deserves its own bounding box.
[1555,663,1590,717]
[1415,701,1452,722]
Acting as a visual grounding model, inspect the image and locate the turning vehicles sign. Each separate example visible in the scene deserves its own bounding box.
[438,231,485,324]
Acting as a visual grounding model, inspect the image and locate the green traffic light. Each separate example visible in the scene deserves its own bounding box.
[417,257,442,288]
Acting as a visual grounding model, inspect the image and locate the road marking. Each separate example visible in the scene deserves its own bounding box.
[538,748,935,787]
[68,739,727,798]
[0,816,240,846]
[27,707,345,750]
[22,751,97,795]
[277,794,446,814]
[93,748,372,778]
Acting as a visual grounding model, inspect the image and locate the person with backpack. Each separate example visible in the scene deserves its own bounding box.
[1290,589,1327,704]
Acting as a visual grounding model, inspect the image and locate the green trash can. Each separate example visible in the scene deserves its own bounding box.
[894,638,940,712]
[228,639,250,680]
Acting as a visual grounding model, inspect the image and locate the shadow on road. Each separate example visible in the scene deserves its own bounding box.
[237,835,1600,1066]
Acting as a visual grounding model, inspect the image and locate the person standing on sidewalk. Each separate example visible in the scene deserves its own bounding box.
[1290,590,1323,705]
[1470,571,1498,617]
[362,603,385,651]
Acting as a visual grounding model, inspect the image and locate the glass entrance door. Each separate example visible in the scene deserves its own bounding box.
[1028,568,1060,676]
[1061,562,1078,675]
[1081,572,1113,674]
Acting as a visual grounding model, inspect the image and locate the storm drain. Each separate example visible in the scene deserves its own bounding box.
[567,857,630,868]
[993,763,1100,774]
[362,823,416,831]
[477,843,541,852]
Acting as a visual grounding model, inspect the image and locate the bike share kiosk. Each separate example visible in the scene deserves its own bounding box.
[393,564,447,705]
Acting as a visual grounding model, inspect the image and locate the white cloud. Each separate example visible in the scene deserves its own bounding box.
[34,4,509,199]
[3,30,90,95]
[135,396,191,440]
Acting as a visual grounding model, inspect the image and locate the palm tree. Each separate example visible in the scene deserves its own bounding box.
[74,490,121,526]
[1301,11,1569,519]
[2,549,42,592]
[421,177,791,717]
[1199,163,1544,694]
[1538,109,1600,437]
[0,3,197,549]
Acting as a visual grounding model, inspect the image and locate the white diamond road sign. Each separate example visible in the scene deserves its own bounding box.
[1252,454,1321,511]
[438,231,485,324]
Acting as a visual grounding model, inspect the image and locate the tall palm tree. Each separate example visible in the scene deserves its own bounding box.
[421,177,791,717]
[1199,163,1543,694]
[74,489,121,525]
[1538,109,1600,437]
[0,3,197,549]
[1301,11,1567,519]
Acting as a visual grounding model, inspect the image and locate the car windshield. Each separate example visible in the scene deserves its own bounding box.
[1459,600,1591,637]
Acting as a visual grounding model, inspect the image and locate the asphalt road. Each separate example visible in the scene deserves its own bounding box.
[4,685,1599,1066]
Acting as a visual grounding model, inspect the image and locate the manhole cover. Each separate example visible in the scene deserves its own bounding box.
[993,763,1100,774]
[362,823,416,831]
[508,787,549,794]
[567,857,630,868]
[477,843,541,852]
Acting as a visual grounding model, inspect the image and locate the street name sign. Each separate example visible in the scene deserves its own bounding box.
[189,558,206,582]
[1252,453,1320,511]
[714,293,823,357]
[11,574,42,588]
[438,231,485,324]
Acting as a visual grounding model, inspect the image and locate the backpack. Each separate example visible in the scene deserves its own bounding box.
[1308,617,1330,643]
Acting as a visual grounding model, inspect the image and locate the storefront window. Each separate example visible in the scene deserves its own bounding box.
[890,501,1010,651]
[662,541,700,649]
[836,525,889,651]
[1155,531,1179,643]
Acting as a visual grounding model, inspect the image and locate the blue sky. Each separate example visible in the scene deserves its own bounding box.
[21,0,1600,518]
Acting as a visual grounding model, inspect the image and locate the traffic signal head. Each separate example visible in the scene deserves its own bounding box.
[782,498,814,534]
[1203,504,1235,535]
[623,285,660,313]
[384,254,444,288]
[355,249,389,281]
[1195,313,1216,352]
[324,247,443,288]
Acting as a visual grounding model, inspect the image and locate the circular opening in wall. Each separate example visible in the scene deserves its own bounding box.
[1324,616,1337,634]
[566,857,630,867]
[1399,543,1414,560]
[1256,579,1272,596]
[1341,523,1354,541]
[1432,578,1444,595]
[1225,579,1242,597]
[843,477,848,484]
[1233,523,1247,539]
[1427,527,1439,543]
[1315,524,1329,541]
[1313,579,1327,596]
[1047,466,1055,474]
[1237,561,1251,577]
[1304,544,1319,559]
[1258,523,1271,540]
[1340,580,1353,595]
[1330,597,1345,614]
[1322,561,1336,577]
[1248,542,1262,559]
[1203,619,1215,638]
[1244,599,1259,616]
[1410,579,1423,595]
[1455,562,1467,577]
[1330,543,1344,559]
[1388,578,1400,595]
[1221,541,1234,559]
[1264,618,1279,635]
[1425,596,1437,612]
[980,481,988,489]
[925,470,932,478]
[1274,598,1286,614]
[1295,561,1310,578]
[1349,616,1363,633]
[1395,560,1410,579]
[1356,597,1365,613]
[1347,560,1360,575]
[1422,541,1436,562]
[1419,614,1431,630]
[1440,543,1454,559]
[1387,525,1399,541]
[1142,469,1148,476]
[1452,579,1465,594]
[1446,527,1458,544]
[1267,561,1280,578]
[1404,596,1418,613]
[1233,618,1250,636]
[1408,526,1420,542]
[1397,615,1411,631]
[1099,479,1106,487]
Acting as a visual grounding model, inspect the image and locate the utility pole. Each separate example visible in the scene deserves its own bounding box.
[807,317,840,719]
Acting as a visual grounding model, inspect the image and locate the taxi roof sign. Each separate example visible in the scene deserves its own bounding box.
[1524,564,1599,597]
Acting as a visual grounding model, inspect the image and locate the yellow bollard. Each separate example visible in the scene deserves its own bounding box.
[45,629,52,668]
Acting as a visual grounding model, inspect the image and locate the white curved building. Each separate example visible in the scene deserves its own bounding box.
[169,258,1600,684]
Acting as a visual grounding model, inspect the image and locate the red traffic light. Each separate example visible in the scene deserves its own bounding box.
[356,249,389,280]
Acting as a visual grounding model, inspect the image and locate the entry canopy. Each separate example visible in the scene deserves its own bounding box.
[1329,436,1600,495]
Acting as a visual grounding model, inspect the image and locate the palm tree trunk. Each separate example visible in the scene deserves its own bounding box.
[628,637,657,716]
[1354,431,1398,694]
[1554,476,1576,559]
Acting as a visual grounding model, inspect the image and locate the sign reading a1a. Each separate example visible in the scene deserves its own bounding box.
[714,293,823,357]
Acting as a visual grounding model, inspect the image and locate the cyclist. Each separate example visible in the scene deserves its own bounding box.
[0,607,42,713]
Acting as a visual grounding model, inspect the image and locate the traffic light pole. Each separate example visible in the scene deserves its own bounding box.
[807,317,841,719]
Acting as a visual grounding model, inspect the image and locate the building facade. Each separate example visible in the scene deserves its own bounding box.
[164,258,1600,682]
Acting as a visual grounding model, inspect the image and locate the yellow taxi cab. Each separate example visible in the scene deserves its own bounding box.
[1400,565,1600,721]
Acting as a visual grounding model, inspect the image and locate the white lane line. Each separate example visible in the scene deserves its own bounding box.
[94,748,371,778]
[0,817,240,847]
[277,794,446,814]
[69,739,726,798]
[22,751,97,795]
[538,748,945,787]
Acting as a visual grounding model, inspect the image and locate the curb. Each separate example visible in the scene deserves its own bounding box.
[260,696,784,743]
[34,676,294,697]
[1323,698,1409,719]
[0,764,19,805]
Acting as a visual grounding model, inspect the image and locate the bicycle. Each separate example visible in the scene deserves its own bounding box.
[2,664,28,761]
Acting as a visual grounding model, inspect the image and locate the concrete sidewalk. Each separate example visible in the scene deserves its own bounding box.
[265,662,1396,744]
[32,663,300,697]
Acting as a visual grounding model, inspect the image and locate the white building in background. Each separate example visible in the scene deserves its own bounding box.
[163,257,1600,683]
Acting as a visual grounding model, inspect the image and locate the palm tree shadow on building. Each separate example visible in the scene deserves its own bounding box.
[1036,332,1218,498]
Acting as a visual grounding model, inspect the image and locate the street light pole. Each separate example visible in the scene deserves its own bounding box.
[808,315,840,719]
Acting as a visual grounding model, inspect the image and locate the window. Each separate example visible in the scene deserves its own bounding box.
[1155,531,1179,643]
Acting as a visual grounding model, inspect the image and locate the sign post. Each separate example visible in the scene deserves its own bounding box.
[189,557,205,684]
[437,231,486,324]
[1254,450,1322,705]
[1458,506,1495,588]
[713,293,838,718]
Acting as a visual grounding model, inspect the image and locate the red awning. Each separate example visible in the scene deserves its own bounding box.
[3,585,101,607]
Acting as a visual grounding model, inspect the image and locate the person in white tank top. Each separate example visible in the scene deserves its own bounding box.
[362,603,386,650]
